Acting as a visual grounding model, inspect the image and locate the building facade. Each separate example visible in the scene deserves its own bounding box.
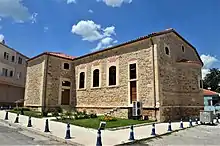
[0,40,28,106]
[24,29,204,121]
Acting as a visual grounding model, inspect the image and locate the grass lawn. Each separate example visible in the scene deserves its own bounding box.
[9,110,50,118]
[53,117,153,129]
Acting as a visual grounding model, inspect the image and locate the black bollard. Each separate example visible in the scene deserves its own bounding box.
[44,119,50,132]
[96,128,102,146]
[167,120,172,132]
[27,116,32,127]
[14,113,19,123]
[189,118,192,127]
[20,108,24,115]
[151,123,156,136]
[128,125,135,141]
[180,119,184,129]
[65,123,71,139]
[216,117,219,123]
[195,118,198,124]
[4,111,8,120]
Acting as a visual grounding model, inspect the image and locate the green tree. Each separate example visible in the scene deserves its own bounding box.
[203,68,220,92]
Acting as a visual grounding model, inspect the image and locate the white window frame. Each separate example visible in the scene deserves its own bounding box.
[77,66,87,90]
[91,63,102,89]
[59,78,72,105]
[127,59,139,106]
[106,59,119,87]
[62,62,71,70]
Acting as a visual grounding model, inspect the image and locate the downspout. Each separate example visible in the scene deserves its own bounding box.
[43,54,49,112]
[150,37,157,120]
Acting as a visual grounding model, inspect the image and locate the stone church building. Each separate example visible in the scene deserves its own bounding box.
[24,28,204,121]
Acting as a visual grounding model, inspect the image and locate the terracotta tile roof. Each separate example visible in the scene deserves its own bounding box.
[203,89,219,96]
[47,52,76,60]
[28,52,76,61]
[28,28,203,66]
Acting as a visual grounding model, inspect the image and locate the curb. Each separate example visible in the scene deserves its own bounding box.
[0,119,83,146]
[107,121,160,131]
[115,124,201,145]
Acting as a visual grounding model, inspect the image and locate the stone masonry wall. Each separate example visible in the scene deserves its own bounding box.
[24,55,46,106]
[45,56,76,107]
[156,32,203,122]
[74,39,155,110]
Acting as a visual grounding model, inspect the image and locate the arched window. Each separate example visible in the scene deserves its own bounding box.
[109,66,116,86]
[79,72,85,89]
[93,69,99,87]
[181,45,185,52]
[165,47,170,55]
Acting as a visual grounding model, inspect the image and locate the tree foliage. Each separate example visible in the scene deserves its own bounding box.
[203,68,220,92]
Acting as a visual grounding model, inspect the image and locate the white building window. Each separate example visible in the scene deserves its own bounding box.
[2,68,8,76]
[18,57,22,64]
[4,52,9,60]
[9,71,13,77]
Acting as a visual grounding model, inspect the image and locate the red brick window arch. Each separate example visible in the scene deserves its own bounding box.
[109,66,116,86]
[79,72,85,89]
[93,69,99,87]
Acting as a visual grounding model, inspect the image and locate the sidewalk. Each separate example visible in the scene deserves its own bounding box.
[0,111,198,146]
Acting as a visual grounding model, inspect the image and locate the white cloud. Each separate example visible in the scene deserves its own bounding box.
[30,13,38,24]
[71,20,116,42]
[0,0,32,23]
[88,9,94,13]
[103,26,116,36]
[200,54,219,79]
[71,20,117,51]
[0,34,4,42]
[67,0,76,4]
[44,27,49,32]
[97,0,132,7]
[0,18,1,21]
[92,37,114,52]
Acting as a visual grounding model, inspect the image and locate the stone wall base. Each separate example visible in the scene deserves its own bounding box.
[160,106,203,122]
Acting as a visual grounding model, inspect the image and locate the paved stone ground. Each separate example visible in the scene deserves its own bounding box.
[0,122,69,145]
[132,124,220,146]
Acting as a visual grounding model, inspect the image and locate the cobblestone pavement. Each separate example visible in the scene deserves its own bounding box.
[132,124,220,146]
[0,122,69,145]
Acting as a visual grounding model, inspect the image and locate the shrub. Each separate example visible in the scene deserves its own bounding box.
[14,107,30,111]
[65,111,73,119]
[41,110,48,117]
[90,113,97,118]
[52,110,59,119]
[99,115,117,122]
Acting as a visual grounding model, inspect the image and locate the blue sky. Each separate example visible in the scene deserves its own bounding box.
[0,0,219,77]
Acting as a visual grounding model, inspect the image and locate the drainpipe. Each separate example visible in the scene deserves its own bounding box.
[150,37,157,120]
[43,54,49,113]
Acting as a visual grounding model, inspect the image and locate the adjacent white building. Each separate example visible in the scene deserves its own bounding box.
[0,40,28,106]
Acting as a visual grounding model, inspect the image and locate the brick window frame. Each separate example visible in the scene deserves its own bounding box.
[77,65,87,90]
[91,62,102,89]
[106,58,119,87]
